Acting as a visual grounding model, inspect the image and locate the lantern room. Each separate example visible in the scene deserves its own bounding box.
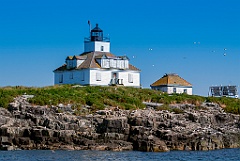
[84,23,110,52]
[90,24,103,41]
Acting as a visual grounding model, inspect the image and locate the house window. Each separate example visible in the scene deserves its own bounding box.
[128,74,133,83]
[59,74,63,83]
[96,72,101,81]
[101,46,104,51]
[184,89,187,93]
[70,72,73,79]
[103,59,110,68]
[173,88,176,93]
[81,72,85,81]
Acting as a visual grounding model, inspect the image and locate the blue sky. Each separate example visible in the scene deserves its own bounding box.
[0,0,239,96]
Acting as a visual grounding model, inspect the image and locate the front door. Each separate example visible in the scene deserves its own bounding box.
[111,72,118,84]
[112,72,117,79]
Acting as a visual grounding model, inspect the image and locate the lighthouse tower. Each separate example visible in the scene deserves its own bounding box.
[84,24,110,52]
[54,23,141,87]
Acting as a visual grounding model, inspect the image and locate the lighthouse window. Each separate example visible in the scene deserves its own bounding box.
[103,59,109,68]
[92,32,99,36]
[184,89,187,93]
[69,61,72,68]
[173,88,176,93]
[81,72,85,81]
[59,74,63,83]
[96,72,101,81]
[101,46,104,51]
[70,72,73,79]
[128,74,133,83]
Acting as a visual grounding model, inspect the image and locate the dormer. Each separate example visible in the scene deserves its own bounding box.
[97,55,129,69]
[66,55,86,69]
[114,56,129,69]
[66,56,73,69]
[73,55,86,67]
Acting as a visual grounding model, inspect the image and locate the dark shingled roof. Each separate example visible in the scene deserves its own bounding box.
[53,64,67,72]
[54,52,140,71]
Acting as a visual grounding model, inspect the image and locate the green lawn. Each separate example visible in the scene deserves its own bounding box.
[0,85,239,114]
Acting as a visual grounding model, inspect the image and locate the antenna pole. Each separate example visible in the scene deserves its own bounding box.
[88,20,91,37]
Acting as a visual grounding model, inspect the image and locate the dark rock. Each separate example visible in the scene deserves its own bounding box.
[1,95,240,152]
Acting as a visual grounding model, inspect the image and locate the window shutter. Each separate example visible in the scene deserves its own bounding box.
[81,72,85,81]
[70,72,73,79]
[59,74,63,83]
[96,72,101,81]
[128,74,133,83]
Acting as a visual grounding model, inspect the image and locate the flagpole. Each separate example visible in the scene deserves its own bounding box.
[88,20,91,37]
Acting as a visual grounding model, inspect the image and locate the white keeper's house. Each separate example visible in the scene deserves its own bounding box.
[53,24,141,87]
[150,73,192,95]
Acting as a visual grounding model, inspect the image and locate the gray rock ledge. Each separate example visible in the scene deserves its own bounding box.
[1,95,240,152]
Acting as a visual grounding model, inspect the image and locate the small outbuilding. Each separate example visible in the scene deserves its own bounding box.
[150,73,192,95]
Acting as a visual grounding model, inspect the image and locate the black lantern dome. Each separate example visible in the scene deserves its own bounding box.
[90,24,103,41]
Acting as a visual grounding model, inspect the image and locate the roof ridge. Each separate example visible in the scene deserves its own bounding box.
[89,52,96,68]
[129,64,141,71]
[177,75,191,85]
[150,74,192,87]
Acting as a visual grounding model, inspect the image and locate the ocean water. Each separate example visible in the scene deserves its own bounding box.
[0,149,240,161]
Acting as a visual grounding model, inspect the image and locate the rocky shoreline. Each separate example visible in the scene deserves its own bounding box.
[1,95,240,152]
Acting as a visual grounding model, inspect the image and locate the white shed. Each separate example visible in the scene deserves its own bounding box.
[150,73,192,95]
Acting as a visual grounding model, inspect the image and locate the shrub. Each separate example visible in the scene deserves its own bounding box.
[156,104,171,111]
[171,108,185,114]
[0,85,240,115]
